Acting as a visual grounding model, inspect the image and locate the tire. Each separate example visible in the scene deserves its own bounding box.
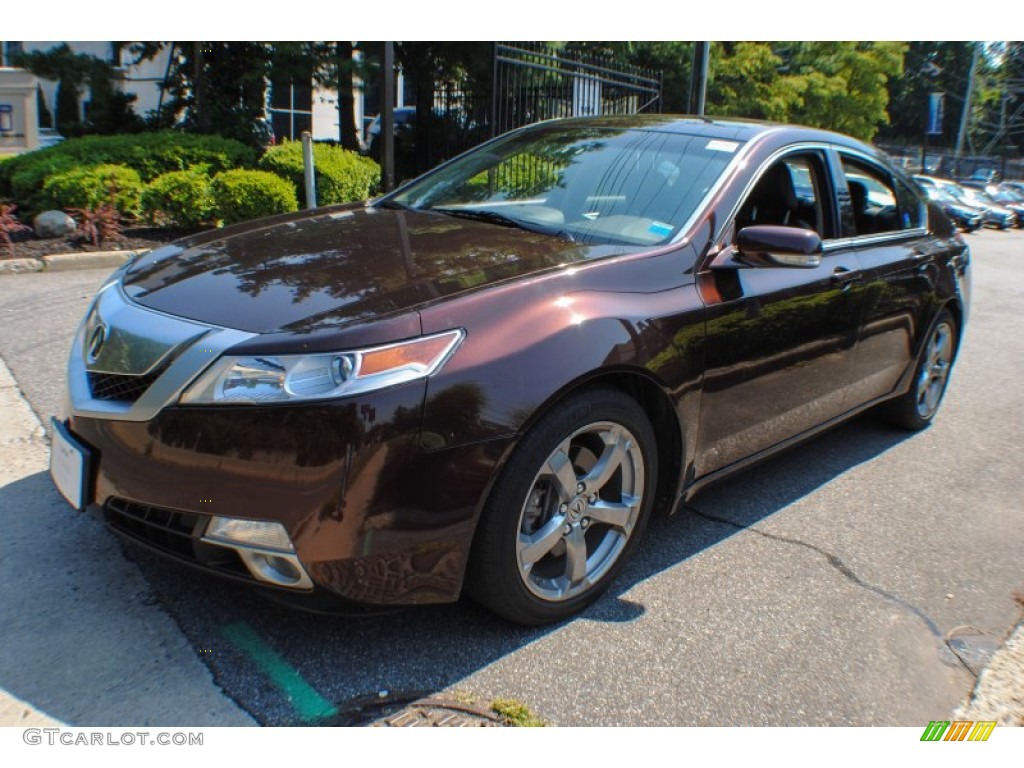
[882,309,958,431]
[466,388,658,625]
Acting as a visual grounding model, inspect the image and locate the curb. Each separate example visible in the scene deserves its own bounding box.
[955,619,1024,726]
[0,250,138,275]
[0,258,43,274]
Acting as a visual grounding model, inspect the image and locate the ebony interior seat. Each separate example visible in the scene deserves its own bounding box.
[737,163,816,232]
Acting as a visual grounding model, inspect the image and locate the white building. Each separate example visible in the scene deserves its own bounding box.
[0,41,395,143]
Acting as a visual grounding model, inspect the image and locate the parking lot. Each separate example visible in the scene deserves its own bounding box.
[0,228,1021,727]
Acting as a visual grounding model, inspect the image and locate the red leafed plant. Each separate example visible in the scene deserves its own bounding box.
[0,204,32,259]
[68,204,124,249]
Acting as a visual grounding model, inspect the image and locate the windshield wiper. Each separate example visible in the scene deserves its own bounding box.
[375,199,413,211]
[431,207,575,242]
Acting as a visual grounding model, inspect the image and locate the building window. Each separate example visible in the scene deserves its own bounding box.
[2,41,25,67]
[269,76,313,142]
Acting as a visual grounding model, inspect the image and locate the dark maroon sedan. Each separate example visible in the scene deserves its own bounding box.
[51,116,970,625]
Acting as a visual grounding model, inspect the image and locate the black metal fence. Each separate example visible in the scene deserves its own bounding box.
[390,43,663,180]
[491,42,662,137]
[878,142,1024,182]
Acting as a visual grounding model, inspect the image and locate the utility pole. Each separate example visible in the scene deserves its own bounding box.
[954,42,980,177]
[688,42,710,116]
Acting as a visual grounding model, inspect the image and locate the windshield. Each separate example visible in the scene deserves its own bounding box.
[386,124,741,246]
[991,188,1022,203]
[961,187,995,206]
[925,187,959,205]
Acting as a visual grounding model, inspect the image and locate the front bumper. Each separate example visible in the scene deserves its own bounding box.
[984,211,1016,228]
[67,390,511,607]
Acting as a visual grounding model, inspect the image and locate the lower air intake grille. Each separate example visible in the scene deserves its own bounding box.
[87,369,162,403]
[104,498,250,579]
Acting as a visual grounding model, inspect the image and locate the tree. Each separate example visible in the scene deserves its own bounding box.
[154,42,272,146]
[878,41,975,146]
[705,42,905,140]
[14,43,144,136]
[784,42,906,140]
[84,58,145,134]
[13,44,91,135]
[578,41,903,140]
[977,42,1024,157]
[393,42,492,175]
[707,42,803,122]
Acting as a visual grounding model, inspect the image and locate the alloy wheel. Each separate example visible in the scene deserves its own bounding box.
[515,421,644,602]
[916,320,954,419]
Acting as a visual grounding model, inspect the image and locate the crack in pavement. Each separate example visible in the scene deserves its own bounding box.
[687,506,971,673]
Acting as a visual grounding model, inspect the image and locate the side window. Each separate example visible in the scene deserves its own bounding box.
[736,153,833,238]
[841,157,906,236]
[894,178,926,230]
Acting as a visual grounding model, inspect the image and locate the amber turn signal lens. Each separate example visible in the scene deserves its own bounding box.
[359,334,459,377]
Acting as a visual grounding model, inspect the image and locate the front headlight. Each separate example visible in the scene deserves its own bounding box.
[180,329,464,404]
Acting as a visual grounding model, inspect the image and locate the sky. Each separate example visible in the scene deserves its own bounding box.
[4,2,1020,45]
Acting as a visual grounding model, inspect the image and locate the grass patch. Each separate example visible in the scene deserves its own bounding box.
[491,698,546,727]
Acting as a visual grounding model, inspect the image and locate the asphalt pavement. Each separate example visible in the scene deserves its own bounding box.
[0,230,1021,726]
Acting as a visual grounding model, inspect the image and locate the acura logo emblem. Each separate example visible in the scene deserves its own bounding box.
[86,323,107,363]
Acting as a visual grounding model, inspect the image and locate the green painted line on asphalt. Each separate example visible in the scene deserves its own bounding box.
[221,621,338,722]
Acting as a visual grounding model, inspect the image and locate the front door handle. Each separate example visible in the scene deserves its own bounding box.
[831,266,862,288]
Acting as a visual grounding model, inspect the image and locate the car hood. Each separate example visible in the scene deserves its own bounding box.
[947,203,981,217]
[124,205,618,335]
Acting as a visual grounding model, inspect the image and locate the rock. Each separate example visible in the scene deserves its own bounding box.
[32,210,75,239]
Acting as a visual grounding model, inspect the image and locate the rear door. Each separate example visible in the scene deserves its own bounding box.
[834,151,936,405]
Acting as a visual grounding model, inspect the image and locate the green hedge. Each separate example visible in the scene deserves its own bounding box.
[0,132,256,213]
[41,164,143,216]
[8,155,83,213]
[211,169,298,225]
[141,168,215,229]
[258,140,379,207]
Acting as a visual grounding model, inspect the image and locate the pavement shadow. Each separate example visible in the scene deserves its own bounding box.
[117,410,915,726]
[0,466,252,726]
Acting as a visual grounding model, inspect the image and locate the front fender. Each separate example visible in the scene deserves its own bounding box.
[418,248,706,450]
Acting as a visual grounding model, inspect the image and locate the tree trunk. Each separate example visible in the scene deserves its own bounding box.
[56,79,80,135]
[337,42,359,151]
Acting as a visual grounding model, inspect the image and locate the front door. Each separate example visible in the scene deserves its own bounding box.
[694,151,865,477]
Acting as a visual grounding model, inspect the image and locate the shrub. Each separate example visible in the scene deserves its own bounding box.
[1,204,32,259]
[68,204,123,248]
[259,140,380,207]
[8,155,82,213]
[41,164,143,216]
[0,132,256,213]
[211,169,298,225]
[141,168,215,229]
[465,152,562,200]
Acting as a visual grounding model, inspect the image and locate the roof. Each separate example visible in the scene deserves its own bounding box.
[524,114,875,153]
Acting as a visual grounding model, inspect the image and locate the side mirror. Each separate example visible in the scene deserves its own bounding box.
[712,225,823,269]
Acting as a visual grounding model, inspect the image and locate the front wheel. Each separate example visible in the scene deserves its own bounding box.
[466,388,658,625]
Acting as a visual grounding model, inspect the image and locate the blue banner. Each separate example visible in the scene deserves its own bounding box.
[927,92,945,135]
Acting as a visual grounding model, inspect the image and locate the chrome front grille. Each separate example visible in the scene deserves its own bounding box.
[67,282,256,422]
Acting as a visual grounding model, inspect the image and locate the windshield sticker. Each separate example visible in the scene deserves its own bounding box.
[706,140,739,153]
[648,221,674,237]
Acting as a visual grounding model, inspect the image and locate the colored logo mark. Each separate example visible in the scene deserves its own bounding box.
[920,720,997,741]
